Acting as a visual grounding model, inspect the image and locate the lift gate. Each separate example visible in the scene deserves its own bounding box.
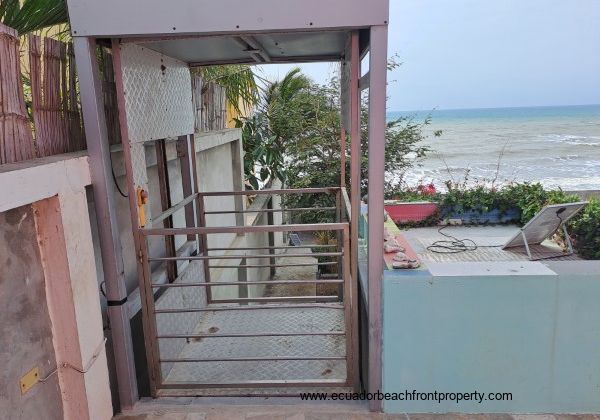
[112,41,358,396]
[139,198,356,395]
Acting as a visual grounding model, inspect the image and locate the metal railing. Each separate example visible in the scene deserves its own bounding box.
[136,187,357,394]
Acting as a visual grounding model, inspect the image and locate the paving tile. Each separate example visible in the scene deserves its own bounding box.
[117,416,151,420]
[304,412,370,420]
[383,414,409,420]
[284,414,306,420]
[184,414,207,420]
[114,409,600,420]
[204,409,246,420]
[244,412,286,420]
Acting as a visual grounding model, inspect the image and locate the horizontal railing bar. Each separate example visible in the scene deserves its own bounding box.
[148,252,342,261]
[204,207,337,215]
[141,222,348,236]
[160,356,346,363]
[210,296,339,304]
[208,261,338,268]
[199,187,340,197]
[152,193,198,226]
[159,378,348,390]
[151,279,344,288]
[207,244,336,251]
[342,188,351,219]
[157,331,345,339]
[154,303,344,313]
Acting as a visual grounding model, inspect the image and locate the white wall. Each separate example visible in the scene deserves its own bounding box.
[89,128,283,309]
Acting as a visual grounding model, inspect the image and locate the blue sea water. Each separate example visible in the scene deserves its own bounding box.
[386,104,600,191]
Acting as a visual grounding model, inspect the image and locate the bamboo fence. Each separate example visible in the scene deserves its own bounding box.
[0,23,35,164]
[29,34,85,156]
[1,24,226,165]
[193,75,227,132]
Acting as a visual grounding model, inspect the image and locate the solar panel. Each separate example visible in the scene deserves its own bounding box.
[503,202,588,256]
[288,233,302,246]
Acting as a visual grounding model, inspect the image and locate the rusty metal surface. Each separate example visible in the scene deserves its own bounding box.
[141,223,347,236]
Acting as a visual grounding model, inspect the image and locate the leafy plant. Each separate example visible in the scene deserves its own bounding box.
[235,113,286,190]
[237,66,434,222]
[195,65,258,114]
[439,183,514,216]
[1,0,68,34]
[503,183,580,225]
[570,198,600,259]
[312,231,337,275]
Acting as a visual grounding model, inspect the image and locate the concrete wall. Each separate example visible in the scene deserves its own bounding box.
[0,153,113,420]
[382,260,600,414]
[94,140,189,296]
[0,205,64,420]
[93,128,275,301]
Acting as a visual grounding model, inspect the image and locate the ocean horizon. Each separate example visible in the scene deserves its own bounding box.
[386,104,600,191]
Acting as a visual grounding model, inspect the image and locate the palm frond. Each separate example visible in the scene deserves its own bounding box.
[1,0,68,34]
[196,65,259,113]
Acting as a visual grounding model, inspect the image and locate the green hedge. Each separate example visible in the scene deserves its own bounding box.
[389,182,599,260]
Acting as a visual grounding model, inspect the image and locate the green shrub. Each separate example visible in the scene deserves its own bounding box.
[569,198,600,260]
[391,181,599,260]
[311,231,338,275]
[439,184,514,215]
[503,183,580,225]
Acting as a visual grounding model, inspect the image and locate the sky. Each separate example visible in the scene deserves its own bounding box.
[257,0,600,112]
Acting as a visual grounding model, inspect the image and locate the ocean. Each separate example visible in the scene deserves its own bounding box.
[387,104,600,191]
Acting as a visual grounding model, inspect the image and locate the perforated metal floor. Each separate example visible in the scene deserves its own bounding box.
[163,305,347,388]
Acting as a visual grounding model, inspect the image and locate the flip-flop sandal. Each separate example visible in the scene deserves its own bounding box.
[392,261,411,269]
[392,260,421,269]
[392,252,420,269]
[393,252,408,261]
[384,243,404,253]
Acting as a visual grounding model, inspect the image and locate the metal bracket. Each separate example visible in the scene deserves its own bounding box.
[520,224,574,261]
[20,367,40,395]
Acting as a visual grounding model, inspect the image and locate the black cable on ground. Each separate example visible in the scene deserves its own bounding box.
[427,208,567,254]
[426,225,503,254]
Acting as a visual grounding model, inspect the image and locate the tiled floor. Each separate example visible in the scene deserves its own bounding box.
[401,225,580,262]
[115,401,600,420]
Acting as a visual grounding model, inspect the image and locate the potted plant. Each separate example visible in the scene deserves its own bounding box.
[439,184,520,224]
[384,183,440,224]
[312,231,338,278]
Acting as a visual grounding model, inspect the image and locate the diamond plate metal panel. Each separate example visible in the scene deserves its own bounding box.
[155,260,206,377]
[164,305,346,385]
[120,43,194,143]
